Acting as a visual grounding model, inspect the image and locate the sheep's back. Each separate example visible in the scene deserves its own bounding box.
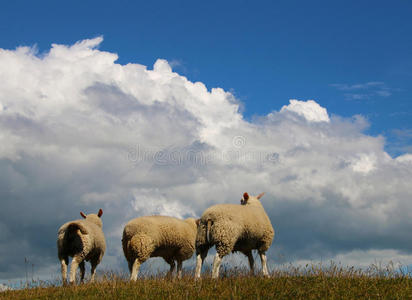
[201,204,274,243]
[202,204,269,226]
[123,216,196,248]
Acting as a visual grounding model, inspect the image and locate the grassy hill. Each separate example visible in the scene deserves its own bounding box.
[2,264,412,299]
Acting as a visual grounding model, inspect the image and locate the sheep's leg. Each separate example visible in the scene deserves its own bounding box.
[165,258,175,278]
[60,257,69,285]
[69,256,82,284]
[90,259,98,282]
[211,253,223,279]
[195,248,208,279]
[127,260,133,273]
[195,255,201,279]
[130,259,141,281]
[245,251,255,275]
[259,252,269,277]
[79,261,85,283]
[176,260,183,279]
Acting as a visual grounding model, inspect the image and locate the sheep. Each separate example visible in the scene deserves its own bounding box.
[57,209,106,284]
[195,192,274,279]
[0,283,11,292]
[122,215,198,281]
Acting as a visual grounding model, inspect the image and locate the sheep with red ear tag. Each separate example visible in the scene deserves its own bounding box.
[195,193,274,279]
[57,209,106,285]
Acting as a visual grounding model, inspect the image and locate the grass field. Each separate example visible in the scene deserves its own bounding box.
[2,264,412,299]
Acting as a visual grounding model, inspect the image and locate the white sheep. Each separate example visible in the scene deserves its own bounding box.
[57,209,106,284]
[122,215,198,280]
[195,192,274,279]
[0,283,11,292]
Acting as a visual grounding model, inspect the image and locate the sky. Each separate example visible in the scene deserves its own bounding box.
[0,0,412,286]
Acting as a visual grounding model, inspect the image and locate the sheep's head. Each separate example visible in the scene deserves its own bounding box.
[80,209,103,227]
[240,192,264,205]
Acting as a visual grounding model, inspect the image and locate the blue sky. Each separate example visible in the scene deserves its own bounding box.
[1,0,411,155]
[1,1,412,285]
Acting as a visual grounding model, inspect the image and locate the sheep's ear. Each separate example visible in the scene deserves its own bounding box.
[98,209,103,218]
[80,212,87,219]
[195,219,200,226]
[243,192,249,201]
[257,192,265,200]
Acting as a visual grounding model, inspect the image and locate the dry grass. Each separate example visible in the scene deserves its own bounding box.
[2,263,412,299]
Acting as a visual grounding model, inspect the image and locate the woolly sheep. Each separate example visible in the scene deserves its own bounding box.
[195,192,274,279]
[0,283,11,292]
[122,215,198,281]
[57,209,106,284]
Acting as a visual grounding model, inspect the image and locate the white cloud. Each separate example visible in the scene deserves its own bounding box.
[330,82,394,100]
[131,188,196,219]
[294,249,412,268]
[330,82,385,91]
[0,37,412,281]
[280,99,330,122]
[350,153,377,174]
[376,90,391,97]
[395,154,412,164]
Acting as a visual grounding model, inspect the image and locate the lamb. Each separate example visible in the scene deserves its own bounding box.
[57,209,106,284]
[195,192,274,279]
[122,215,198,281]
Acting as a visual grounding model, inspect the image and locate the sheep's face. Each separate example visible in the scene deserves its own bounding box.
[80,209,103,228]
[240,192,264,205]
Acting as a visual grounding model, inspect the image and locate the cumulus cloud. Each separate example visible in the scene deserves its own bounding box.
[395,154,412,164]
[0,37,412,281]
[280,99,330,123]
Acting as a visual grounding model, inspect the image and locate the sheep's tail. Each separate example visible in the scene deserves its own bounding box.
[57,222,89,256]
[206,220,213,243]
[67,222,89,235]
[121,237,131,261]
